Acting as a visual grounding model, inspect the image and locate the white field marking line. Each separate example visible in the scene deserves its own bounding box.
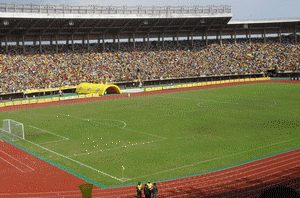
[123,128,168,139]
[174,168,300,198]
[60,113,167,139]
[39,139,67,145]
[58,113,167,161]
[131,137,300,180]
[155,95,277,108]
[22,139,125,182]
[0,150,35,172]
[60,113,167,138]
[0,156,26,172]
[59,113,127,129]
[68,138,166,157]
[170,155,300,195]
[29,125,69,140]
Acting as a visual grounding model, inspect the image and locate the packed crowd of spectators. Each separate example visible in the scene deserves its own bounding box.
[0,35,299,94]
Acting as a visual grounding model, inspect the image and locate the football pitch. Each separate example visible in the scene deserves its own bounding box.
[0,82,300,187]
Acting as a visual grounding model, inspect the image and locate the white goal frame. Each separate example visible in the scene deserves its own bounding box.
[1,119,25,141]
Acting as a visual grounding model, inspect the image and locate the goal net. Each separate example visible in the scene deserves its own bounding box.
[0,119,25,142]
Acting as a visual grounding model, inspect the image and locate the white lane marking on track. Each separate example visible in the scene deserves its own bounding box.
[0,139,3,142]
[171,167,300,198]
[0,150,35,172]
[0,157,25,172]
[174,160,300,198]
[0,150,298,197]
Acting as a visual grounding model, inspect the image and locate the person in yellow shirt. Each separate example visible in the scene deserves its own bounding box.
[147,181,153,197]
[136,182,143,198]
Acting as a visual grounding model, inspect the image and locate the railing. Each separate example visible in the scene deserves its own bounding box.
[0,3,232,15]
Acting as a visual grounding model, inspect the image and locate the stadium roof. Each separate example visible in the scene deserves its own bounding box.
[0,3,299,43]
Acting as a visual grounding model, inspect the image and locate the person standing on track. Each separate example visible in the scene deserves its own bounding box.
[147,181,153,197]
[152,183,158,198]
[144,183,151,198]
[136,182,143,198]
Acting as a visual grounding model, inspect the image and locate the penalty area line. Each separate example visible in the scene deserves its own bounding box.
[29,125,69,140]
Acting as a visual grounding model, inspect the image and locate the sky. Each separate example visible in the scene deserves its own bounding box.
[2,0,300,20]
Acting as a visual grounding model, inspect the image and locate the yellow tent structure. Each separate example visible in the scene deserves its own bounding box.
[75,83,122,96]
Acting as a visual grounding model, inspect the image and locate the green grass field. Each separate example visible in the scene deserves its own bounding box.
[1,82,300,187]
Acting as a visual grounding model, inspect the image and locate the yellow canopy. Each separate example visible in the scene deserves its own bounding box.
[75,83,122,96]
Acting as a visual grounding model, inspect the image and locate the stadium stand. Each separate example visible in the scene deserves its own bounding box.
[0,36,299,94]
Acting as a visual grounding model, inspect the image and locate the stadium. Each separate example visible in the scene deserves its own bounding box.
[0,2,300,198]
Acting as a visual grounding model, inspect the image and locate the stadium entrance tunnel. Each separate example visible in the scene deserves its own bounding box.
[75,82,122,96]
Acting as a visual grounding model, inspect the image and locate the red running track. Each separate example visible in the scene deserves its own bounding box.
[0,80,299,197]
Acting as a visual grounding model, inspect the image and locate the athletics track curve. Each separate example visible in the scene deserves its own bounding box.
[0,80,299,198]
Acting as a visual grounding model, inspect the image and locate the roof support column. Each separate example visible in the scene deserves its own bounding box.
[113,35,116,44]
[295,27,297,43]
[82,37,84,46]
[231,34,233,39]
[147,33,150,49]
[71,34,74,51]
[162,33,164,49]
[39,35,42,53]
[50,37,53,46]
[16,37,20,47]
[133,33,135,50]
[278,28,281,44]
[187,35,189,41]
[5,36,8,54]
[220,31,222,46]
[205,32,208,47]
[264,28,266,43]
[191,33,193,48]
[87,35,90,51]
[118,34,120,51]
[56,36,58,53]
[249,28,251,45]
[22,36,25,54]
[234,31,237,45]
[33,37,36,46]
[177,32,179,47]
[102,34,105,52]
[98,37,100,44]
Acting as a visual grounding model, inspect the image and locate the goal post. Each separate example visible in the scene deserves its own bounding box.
[1,119,25,141]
